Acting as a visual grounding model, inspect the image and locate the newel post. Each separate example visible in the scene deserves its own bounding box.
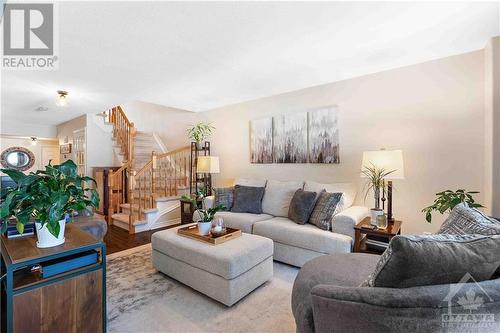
[107,170,114,224]
[151,151,157,208]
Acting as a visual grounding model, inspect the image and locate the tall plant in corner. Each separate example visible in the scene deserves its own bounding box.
[422,189,483,223]
[187,122,215,148]
[0,160,99,248]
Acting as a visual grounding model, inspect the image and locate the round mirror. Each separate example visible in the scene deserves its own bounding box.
[1,147,35,171]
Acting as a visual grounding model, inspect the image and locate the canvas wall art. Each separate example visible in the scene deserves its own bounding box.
[250,117,273,163]
[272,112,308,163]
[308,106,340,164]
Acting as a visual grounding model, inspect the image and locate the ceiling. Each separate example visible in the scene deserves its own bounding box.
[1,1,499,126]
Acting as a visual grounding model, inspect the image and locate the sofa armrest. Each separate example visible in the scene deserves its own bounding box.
[202,196,215,210]
[311,281,500,332]
[331,206,369,239]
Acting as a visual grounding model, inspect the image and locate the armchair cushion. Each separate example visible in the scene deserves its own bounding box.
[362,234,500,288]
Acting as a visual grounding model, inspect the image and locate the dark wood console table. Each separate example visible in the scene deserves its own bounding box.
[0,224,106,333]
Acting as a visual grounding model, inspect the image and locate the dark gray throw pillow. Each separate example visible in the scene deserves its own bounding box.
[361,234,500,288]
[213,187,234,211]
[231,185,265,214]
[308,192,343,231]
[438,202,500,235]
[288,189,317,225]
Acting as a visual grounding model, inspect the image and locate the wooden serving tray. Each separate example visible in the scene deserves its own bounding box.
[177,225,242,245]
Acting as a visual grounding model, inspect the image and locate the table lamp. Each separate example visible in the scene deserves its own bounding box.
[361,149,405,223]
[196,156,220,196]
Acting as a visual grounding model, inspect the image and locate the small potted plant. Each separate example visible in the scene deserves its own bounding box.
[192,203,225,236]
[362,163,395,225]
[422,189,483,223]
[0,160,99,248]
[187,122,215,149]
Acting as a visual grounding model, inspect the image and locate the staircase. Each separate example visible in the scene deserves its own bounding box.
[103,106,191,234]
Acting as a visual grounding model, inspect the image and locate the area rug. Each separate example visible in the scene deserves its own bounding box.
[107,244,299,333]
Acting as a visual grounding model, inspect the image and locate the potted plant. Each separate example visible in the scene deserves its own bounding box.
[422,189,483,223]
[187,122,215,149]
[361,163,395,225]
[191,200,225,236]
[0,160,99,248]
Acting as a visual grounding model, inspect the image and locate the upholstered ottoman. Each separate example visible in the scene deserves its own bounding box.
[151,224,274,306]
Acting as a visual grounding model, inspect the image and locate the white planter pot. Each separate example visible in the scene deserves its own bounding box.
[370,208,384,226]
[35,219,66,248]
[197,221,212,236]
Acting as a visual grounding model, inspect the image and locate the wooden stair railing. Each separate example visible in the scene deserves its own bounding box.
[107,106,136,165]
[126,146,191,232]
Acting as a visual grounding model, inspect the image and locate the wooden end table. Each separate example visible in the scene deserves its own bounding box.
[353,217,402,255]
[180,198,202,225]
[0,224,106,333]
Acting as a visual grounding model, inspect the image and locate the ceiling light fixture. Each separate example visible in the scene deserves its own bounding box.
[56,90,69,106]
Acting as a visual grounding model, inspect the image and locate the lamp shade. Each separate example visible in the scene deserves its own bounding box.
[196,156,220,174]
[361,149,405,179]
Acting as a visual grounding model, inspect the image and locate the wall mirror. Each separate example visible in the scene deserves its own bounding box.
[1,147,35,171]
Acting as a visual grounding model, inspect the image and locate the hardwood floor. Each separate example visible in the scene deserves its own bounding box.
[104,224,179,255]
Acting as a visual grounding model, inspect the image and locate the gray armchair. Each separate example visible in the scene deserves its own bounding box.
[292,253,500,333]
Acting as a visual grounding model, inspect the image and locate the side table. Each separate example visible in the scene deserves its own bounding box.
[0,224,106,333]
[353,217,402,255]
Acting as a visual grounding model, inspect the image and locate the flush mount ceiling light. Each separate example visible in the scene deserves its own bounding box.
[56,90,69,106]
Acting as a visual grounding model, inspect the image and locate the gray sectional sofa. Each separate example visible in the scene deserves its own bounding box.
[204,179,369,267]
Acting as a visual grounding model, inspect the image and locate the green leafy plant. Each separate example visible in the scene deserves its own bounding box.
[195,204,225,223]
[0,160,99,237]
[422,189,483,223]
[187,122,215,144]
[361,163,395,209]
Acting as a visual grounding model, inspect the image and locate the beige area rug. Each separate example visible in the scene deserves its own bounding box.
[106,244,299,333]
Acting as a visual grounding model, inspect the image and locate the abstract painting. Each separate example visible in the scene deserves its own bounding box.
[273,112,308,163]
[250,118,273,163]
[308,106,340,163]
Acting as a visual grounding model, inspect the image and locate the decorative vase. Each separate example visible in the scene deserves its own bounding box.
[35,219,66,248]
[377,214,388,230]
[370,208,384,226]
[211,217,226,237]
[197,221,212,236]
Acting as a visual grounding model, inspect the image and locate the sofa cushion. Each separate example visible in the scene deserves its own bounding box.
[438,202,500,235]
[288,189,318,225]
[231,185,265,214]
[261,180,304,217]
[235,178,267,187]
[213,187,234,211]
[253,217,352,254]
[214,211,273,234]
[292,253,379,333]
[362,234,500,288]
[308,192,343,231]
[304,181,356,209]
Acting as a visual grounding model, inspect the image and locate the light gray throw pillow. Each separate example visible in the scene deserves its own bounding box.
[308,192,343,231]
[438,202,500,235]
[231,185,265,214]
[288,189,317,225]
[362,234,500,288]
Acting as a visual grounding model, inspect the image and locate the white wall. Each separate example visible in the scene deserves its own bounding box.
[202,50,486,234]
[121,101,198,150]
[484,37,500,218]
[0,118,57,138]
